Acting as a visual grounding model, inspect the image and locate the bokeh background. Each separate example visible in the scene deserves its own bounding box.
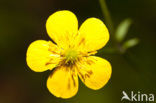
[0,0,156,103]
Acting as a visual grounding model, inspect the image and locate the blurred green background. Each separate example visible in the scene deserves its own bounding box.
[0,0,156,103]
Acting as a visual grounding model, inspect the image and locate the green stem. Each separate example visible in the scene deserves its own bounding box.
[99,0,115,34]
[99,0,125,54]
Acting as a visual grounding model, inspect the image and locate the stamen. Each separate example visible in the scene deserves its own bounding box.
[65,49,78,63]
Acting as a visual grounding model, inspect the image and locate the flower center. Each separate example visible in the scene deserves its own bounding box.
[65,49,78,63]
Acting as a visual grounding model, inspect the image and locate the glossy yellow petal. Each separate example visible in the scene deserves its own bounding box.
[47,66,78,99]
[77,56,111,90]
[46,10,78,49]
[26,40,60,72]
[76,18,109,52]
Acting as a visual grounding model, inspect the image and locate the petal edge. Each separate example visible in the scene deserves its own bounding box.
[26,40,60,72]
[77,56,112,90]
[46,10,78,49]
[77,18,109,52]
[47,66,78,99]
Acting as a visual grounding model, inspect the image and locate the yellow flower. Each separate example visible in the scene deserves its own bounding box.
[26,10,112,99]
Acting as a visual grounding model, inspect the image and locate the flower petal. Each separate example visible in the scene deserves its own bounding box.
[77,56,111,90]
[46,10,78,49]
[77,18,109,52]
[26,40,60,72]
[47,66,78,99]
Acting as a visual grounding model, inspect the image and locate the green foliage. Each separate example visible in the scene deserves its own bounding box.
[99,0,139,54]
[115,18,132,42]
[122,38,139,50]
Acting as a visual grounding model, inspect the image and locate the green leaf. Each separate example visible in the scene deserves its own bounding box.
[115,18,132,42]
[122,38,139,50]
